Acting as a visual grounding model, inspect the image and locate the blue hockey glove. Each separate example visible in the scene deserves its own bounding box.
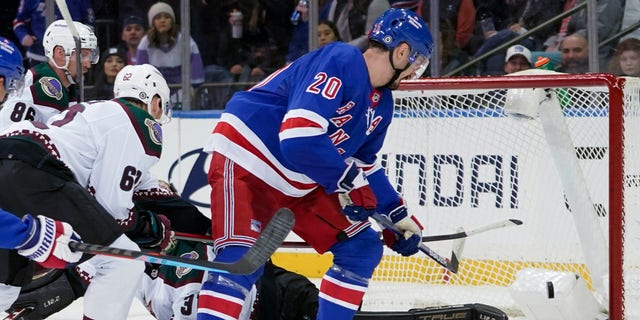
[336,162,377,221]
[380,201,423,256]
[17,214,82,269]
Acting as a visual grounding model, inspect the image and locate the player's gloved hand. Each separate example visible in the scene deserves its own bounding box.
[16,214,82,269]
[154,214,176,253]
[336,161,377,221]
[129,210,176,252]
[381,200,423,256]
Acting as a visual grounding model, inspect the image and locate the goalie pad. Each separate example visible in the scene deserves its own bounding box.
[353,303,508,320]
[508,268,604,320]
[7,269,84,318]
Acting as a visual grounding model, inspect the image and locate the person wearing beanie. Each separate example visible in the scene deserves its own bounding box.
[119,15,147,65]
[147,2,175,27]
[136,1,205,107]
[87,47,127,100]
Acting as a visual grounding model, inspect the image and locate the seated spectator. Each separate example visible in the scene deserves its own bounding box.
[555,32,588,74]
[136,1,205,107]
[324,0,390,51]
[287,19,342,63]
[118,15,147,65]
[317,20,341,48]
[621,0,640,42]
[422,0,479,76]
[608,38,640,77]
[504,45,532,74]
[13,0,95,67]
[86,47,127,100]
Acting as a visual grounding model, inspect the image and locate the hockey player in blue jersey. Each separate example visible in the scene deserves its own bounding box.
[0,208,82,268]
[199,8,433,320]
[0,37,25,105]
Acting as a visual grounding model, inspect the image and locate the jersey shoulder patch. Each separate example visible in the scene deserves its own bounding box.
[158,241,206,287]
[30,64,75,110]
[116,99,163,158]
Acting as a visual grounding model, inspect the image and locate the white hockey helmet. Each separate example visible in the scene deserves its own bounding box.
[113,64,172,123]
[43,20,99,69]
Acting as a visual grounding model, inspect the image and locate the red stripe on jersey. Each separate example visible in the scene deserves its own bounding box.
[281,116,323,131]
[320,276,366,306]
[214,122,317,191]
[198,292,243,318]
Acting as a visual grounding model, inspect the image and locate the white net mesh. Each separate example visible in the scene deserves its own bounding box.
[363,72,640,319]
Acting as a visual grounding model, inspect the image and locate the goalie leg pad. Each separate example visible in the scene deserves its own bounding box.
[354,303,508,320]
[7,269,81,318]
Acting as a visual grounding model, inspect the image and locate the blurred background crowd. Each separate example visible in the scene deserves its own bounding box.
[1,0,638,110]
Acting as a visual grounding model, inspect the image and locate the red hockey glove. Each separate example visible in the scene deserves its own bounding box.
[17,214,82,269]
[381,201,423,256]
[336,162,377,221]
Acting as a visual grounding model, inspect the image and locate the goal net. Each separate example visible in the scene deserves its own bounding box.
[364,70,640,319]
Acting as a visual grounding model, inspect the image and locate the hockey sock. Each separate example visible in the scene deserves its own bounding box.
[197,246,263,320]
[317,228,383,320]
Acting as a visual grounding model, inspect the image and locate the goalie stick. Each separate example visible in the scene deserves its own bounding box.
[2,307,35,320]
[371,213,460,274]
[175,218,523,246]
[53,0,84,101]
[70,208,294,275]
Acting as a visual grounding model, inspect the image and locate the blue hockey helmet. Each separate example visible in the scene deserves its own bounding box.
[0,36,25,92]
[369,8,433,78]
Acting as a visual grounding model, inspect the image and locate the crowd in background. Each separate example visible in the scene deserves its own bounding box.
[1,0,639,110]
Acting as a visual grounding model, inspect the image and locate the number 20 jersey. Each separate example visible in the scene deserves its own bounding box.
[205,42,396,200]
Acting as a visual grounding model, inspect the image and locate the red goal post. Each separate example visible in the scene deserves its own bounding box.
[365,71,638,319]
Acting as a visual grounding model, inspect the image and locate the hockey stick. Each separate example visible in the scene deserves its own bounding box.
[2,307,35,320]
[53,0,84,101]
[423,218,523,242]
[175,218,523,247]
[371,213,460,274]
[70,208,295,275]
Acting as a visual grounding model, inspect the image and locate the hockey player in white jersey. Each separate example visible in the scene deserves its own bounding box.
[0,64,171,319]
[0,19,98,128]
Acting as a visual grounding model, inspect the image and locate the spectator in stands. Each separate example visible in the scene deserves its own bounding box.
[286,2,312,63]
[506,0,563,51]
[13,0,95,67]
[421,0,478,75]
[543,0,578,52]
[213,2,283,86]
[469,0,542,76]
[608,38,640,77]
[91,0,118,50]
[555,33,589,74]
[324,0,390,51]
[317,20,341,48]
[504,44,532,74]
[287,19,342,63]
[136,1,205,107]
[544,0,623,71]
[0,0,21,49]
[118,15,147,65]
[86,47,126,100]
[117,0,158,26]
[621,0,640,41]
